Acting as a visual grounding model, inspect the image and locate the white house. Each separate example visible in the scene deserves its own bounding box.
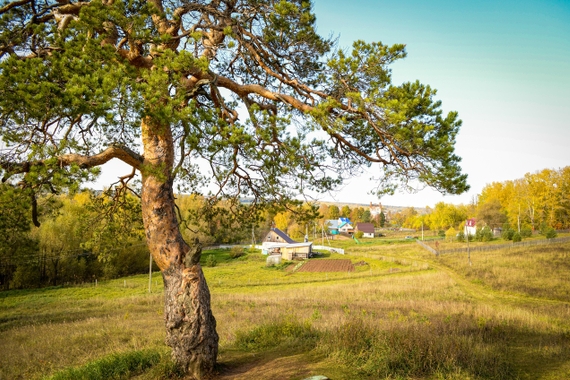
[355,223,375,238]
[465,218,477,237]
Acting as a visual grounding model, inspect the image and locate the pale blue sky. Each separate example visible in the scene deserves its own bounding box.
[313,0,570,207]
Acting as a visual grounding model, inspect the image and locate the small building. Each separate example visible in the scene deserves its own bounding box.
[261,227,312,259]
[355,223,375,238]
[325,219,339,235]
[465,218,477,237]
[338,221,354,235]
[281,242,313,260]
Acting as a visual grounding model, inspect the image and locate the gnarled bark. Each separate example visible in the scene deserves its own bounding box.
[163,259,218,378]
[140,117,218,378]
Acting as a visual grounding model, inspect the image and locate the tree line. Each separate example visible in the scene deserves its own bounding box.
[0,188,266,290]
[390,167,570,239]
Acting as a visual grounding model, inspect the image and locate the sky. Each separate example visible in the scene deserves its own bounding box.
[93,0,570,208]
[311,0,570,207]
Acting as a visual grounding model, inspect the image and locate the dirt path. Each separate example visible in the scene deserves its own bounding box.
[214,352,324,380]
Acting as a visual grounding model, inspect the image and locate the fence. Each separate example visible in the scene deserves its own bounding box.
[313,245,345,254]
[417,236,570,256]
[416,240,439,255]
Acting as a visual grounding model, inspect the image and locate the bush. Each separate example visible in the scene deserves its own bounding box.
[229,246,245,259]
[520,227,532,238]
[456,231,465,242]
[512,232,522,242]
[502,229,515,241]
[545,228,557,239]
[445,227,457,242]
[476,226,493,242]
[205,254,217,267]
[354,231,364,239]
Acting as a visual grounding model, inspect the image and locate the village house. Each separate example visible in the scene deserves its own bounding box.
[338,217,354,235]
[465,218,477,236]
[355,222,375,238]
[325,219,339,235]
[261,227,312,260]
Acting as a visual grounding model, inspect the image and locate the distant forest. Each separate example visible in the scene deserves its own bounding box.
[1,167,568,290]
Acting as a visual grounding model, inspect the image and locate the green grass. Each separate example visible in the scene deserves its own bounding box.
[2,241,570,379]
[45,349,163,380]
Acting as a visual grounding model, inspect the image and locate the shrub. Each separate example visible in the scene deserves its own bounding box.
[520,227,532,238]
[502,229,515,241]
[354,231,364,239]
[545,227,557,239]
[205,254,217,267]
[476,226,493,242]
[456,231,465,242]
[512,232,522,242]
[229,246,245,259]
[445,227,457,242]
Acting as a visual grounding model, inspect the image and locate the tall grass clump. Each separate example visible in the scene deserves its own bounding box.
[234,317,320,352]
[45,349,162,380]
[317,317,516,379]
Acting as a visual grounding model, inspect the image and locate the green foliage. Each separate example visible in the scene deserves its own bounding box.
[1,191,153,289]
[521,227,533,238]
[0,185,38,289]
[456,231,465,242]
[379,212,386,227]
[502,229,515,241]
[354,231,364,239]
[205,255,217,268]
[228,246,245,259]
[46,349,161,380]
[475,226,493,242]
[544,227,557,239]
[512,232,522,242]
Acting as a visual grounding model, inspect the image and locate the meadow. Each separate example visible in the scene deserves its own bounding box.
[1,235,570,379]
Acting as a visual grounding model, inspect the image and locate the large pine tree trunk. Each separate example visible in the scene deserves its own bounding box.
[140,119,218,378]
[163,258,218,377]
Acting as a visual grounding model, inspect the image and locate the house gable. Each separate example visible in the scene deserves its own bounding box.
[264,227,296,244]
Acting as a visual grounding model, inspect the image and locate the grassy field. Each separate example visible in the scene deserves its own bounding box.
[1,235,570,379]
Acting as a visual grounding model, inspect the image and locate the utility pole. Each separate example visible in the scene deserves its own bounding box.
[467,232,471,266]
[148,252,152,293]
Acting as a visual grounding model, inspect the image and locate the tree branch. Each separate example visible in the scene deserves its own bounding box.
[1,144,143,181]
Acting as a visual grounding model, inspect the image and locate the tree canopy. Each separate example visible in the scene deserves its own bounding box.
[0,0,468,204]
[0,0,469,377]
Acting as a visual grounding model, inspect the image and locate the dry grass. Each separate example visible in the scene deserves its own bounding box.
[1,243,570,379]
